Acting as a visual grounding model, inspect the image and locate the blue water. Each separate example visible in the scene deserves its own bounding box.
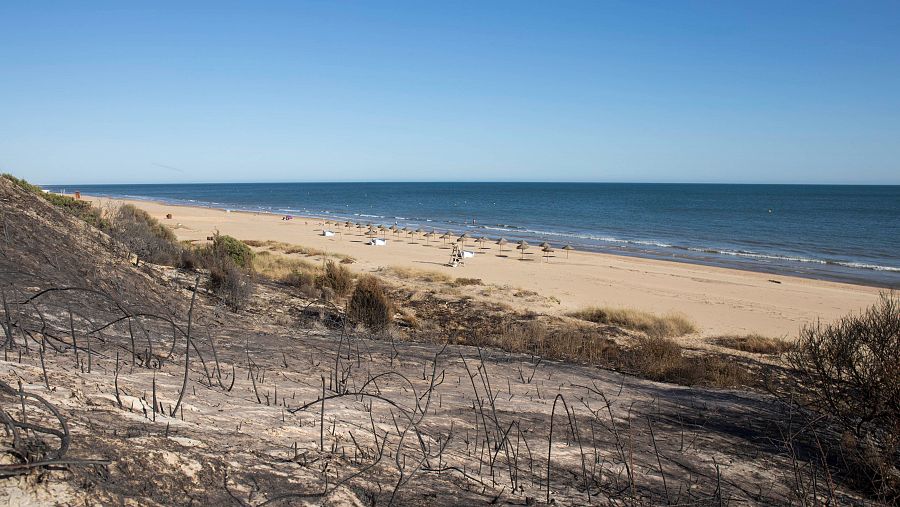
[42,183,900,287]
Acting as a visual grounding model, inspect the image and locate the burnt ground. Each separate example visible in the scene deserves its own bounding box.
[0,178,872,505]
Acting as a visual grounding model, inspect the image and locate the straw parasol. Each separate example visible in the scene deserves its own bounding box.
[538,242,551,250]
[458,232,470,248]
[516,240,530,259]
[439,232,451,245]
[496,237,508,256]
[424,230,435,245]
[562,244,574,259]
[542,244,555,262]
[476,236,489,249]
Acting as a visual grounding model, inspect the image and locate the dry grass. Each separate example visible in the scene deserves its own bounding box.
[452,277,483,287]
[481,320,623,365]
[243,239,353,261]
[625,336,748,387]
[379,266,454,284]
[568,307,697,338]
[713,334,793,354]
[319,260,354,296]
[251,251,318,282]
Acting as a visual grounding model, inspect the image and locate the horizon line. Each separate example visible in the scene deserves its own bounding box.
[37,180,900,187]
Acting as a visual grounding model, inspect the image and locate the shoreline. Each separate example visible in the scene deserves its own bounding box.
[78,193,884,340]
[65,189,899,289]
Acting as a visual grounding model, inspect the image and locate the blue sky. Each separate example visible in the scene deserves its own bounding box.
[1,1,898,184]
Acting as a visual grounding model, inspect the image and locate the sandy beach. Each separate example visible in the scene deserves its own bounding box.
[83,195,882,339]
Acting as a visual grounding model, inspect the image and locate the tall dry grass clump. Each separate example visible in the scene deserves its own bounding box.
[347,276,393,332]
[319,260,353,296]
[714,334,792,355]
[625,336,747,387]
[567,307,697,338]
[492,321,622,365]
[788,292,900,500]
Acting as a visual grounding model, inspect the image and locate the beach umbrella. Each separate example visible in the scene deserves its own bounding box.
[390,225,399,237]
[539,242,551,249]
[516,240,530,259]
[562,244,574,259]
[542,245,555,262]
[496,237,508,256]
[458,232,470,248]
[424,230,435,245]
[477,236,489,249]
[439,232,451,245]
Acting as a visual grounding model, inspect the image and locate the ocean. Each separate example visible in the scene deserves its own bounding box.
[42,182,900,288]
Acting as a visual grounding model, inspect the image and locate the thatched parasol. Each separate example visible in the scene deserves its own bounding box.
[476,236,489,249]
[458,232,470,248]
[439,232,451,245]
[542,245,554,262]
[562,244,574,259]
[516,240,530,259]
[496,237,508,256]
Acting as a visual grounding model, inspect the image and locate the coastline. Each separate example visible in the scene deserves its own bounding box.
[80,193,883,339]
[48,183,900,288]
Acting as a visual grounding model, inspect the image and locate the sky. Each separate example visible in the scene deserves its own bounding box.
[1,1,899,185]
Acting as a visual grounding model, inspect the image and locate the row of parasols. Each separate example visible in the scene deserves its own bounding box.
[319,220,575,260]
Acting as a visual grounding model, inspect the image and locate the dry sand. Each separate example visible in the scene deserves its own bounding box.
[87,195,882,339]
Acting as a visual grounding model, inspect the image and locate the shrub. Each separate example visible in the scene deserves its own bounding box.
[2,174,110,229]
[319,260,353,296]
[209,259,254,311]
[568,307,697,338]
[714,334,792,355]
[198,233,255,310]
[787,292,900,499]
[347,276,393,332]
[210,234,254,268]
[107,204,182,265]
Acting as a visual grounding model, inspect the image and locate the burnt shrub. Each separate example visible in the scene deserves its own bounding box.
[108,204,182,265]
[208,259,253,311]
[347,276,393,332]
[787,292,900,500]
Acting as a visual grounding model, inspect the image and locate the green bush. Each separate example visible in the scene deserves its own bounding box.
[206,233,253,268]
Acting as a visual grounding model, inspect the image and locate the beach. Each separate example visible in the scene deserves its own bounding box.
[84,195,883,339]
